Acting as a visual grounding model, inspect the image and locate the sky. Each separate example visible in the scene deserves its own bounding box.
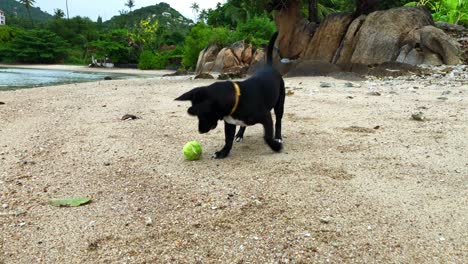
[34,0,225,22]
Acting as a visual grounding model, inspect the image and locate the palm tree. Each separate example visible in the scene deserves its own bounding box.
[54,8,65,19]
[190,2,200,22]
[19,0,36,26]
[125,0,135,12]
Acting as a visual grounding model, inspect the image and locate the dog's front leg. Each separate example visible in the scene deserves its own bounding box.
[213,121,236,159]
[262,114,283,152]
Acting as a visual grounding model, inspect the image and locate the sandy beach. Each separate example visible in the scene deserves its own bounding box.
[0,67,467,263]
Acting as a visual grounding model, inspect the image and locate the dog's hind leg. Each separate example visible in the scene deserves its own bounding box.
[235,126,246,142]
[274,81,285,143]
[262,114,282,152]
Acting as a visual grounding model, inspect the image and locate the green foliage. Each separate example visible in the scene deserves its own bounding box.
[48,16,99,48]
[204,0,272,28]
[405,0,468,25]
[130,18,160,51]
[0,29,68,63]
[234,15,276,46]
[137,46,184,70]
[0,26,16,43]
[87,29,134,64]
[138,50,165,70]
[182,23,236,69]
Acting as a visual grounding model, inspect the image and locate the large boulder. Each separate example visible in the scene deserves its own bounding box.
[241,45,253,65]
[302,13,354,62]
[275,0,317,60]
[195,42,266,75]
[419,26,462,65]
[195,44,220,74]
[344,7,434,65]
[230,41,245,62]
[212,48,241,73]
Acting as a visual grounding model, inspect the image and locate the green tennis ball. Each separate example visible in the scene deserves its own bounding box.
[183,141,202,161]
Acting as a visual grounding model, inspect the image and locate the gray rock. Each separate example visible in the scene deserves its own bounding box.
[320,82,333,88]
[412,112,425,121]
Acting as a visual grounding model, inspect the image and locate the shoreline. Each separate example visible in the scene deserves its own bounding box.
[0,64,176,76]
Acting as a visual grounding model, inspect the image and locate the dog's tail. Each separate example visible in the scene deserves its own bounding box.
[266,31,279,66]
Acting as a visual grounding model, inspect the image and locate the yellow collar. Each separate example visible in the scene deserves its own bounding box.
[230,82,241,115]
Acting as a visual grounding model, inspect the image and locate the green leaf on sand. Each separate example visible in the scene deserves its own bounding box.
[49,197,92,207]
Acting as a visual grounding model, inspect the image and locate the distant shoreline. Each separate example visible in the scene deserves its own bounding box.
[0,64,175,76]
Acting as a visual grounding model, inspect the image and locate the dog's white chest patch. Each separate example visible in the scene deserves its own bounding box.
[224,116,248,126]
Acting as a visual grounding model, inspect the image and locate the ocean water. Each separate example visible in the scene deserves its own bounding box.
[0,67,142,90]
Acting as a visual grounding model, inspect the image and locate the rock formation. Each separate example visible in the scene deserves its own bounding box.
[195,2,463,77]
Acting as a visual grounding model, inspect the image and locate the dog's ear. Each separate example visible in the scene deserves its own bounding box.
[175,87,205,101]
[175,89,196,101]
[187,101,211,116]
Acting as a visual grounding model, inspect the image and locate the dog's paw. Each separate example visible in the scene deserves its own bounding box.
[271,141,283,152]
[235,136,243,143]
[212,150,229,159]
[266,138,282,152]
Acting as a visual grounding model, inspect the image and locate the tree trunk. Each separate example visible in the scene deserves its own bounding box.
[275,0,317,61]
[27,8,34,27]
[308,0,318,23]
[66,0,70,19]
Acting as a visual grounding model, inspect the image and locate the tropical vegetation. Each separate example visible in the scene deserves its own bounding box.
[0,0,465,70]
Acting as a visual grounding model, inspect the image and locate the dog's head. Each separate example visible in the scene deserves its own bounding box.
[175,87,221,134]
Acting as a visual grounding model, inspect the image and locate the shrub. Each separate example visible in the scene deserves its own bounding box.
[234,15,276,46]
[138,50,166,70]
[182,23,235,69]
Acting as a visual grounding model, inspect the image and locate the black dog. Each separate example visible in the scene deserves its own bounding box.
[175,32,285,159]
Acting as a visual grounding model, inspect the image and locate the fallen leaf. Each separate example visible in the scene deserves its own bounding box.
[49,197,92,207]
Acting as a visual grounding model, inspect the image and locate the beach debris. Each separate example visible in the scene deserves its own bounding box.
[163,69,189,77]
[320,82,333,88]
[346,96,354,99]
[411,112,426,121]
[145,217,153,226]
[319,216,331,224]
[0,102,5,105]
[441,90,451,95]
[194,73,214,79]
[437,97,448,101]
[343,126,376,133]
[218,72,245,80]
[2,204,8,209]
[103,162,111,166]
[121,114,139,121]
[287,90,295,96]
[49,197,92,207]
[344,82,359,88]
[20,160,36,165]
[104,76,113,80]
[374,125,381,130]
[367,91,382,96]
